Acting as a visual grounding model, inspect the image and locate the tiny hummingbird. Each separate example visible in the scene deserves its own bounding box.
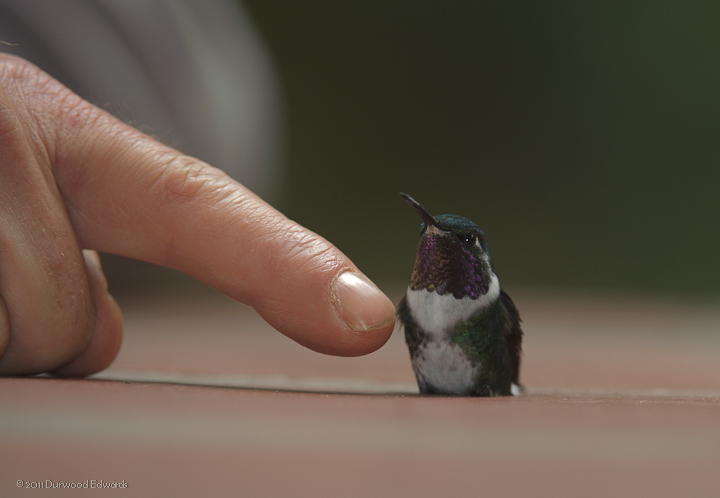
[396,193,523,396]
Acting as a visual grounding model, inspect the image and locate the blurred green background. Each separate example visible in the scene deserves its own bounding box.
[108,1,720,296]
[241,0,720,294]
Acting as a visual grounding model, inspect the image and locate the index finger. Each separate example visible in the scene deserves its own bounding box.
[3,56,396,356]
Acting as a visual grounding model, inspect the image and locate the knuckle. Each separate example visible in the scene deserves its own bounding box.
[261,221,344,279]
[148,153,234,207]
[0,249,96,375]
[35,251,96,370]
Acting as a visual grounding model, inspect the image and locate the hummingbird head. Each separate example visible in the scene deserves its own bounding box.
[401,193,494,300]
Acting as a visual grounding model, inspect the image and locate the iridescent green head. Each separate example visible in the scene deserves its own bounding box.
[401,193,493,299]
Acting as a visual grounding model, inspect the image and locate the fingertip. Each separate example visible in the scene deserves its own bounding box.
[52,251,123,377]
[338,320,396,357]
[256,266,396,358]
[330,270,396,333]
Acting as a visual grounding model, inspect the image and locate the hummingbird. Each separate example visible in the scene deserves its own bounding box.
[396,193,523,396]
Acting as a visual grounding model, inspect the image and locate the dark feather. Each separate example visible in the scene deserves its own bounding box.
[396,295,425,357]
[499,289,524,386]
[396,295,433,392]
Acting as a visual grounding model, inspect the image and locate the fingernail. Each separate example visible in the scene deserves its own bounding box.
[330,270,396,332]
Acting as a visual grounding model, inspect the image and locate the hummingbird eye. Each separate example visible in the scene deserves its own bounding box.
[462,234,477,246]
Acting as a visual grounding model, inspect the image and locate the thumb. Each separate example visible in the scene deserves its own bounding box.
[5,56,396,356]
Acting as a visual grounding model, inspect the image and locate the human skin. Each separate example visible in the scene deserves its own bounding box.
[0,54,395,377]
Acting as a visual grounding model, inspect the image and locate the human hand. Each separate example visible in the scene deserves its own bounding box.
[0,54,396,376]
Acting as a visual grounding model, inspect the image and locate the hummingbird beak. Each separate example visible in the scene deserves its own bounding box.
[400,193,440,229]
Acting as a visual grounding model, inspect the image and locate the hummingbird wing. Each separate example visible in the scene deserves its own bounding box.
[396,295,424,354]
[499,290,524,386]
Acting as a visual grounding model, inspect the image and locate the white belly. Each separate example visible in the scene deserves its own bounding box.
[413,341,478,394]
